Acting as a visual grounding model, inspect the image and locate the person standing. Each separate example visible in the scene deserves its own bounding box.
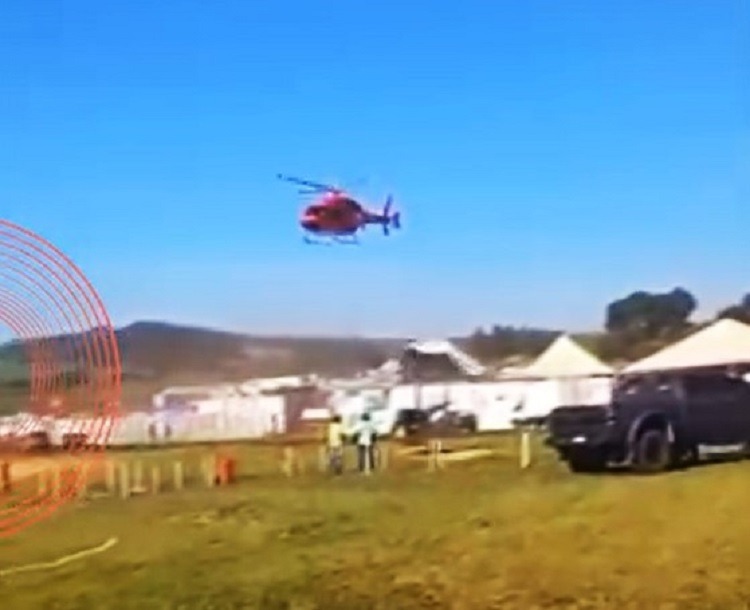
[326,414,345,475]
[353,412,377,474]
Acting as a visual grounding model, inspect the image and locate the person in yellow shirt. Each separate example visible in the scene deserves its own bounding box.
[326,414,345,474]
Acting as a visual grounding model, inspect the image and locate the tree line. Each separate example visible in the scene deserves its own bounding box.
[467,288,750,364]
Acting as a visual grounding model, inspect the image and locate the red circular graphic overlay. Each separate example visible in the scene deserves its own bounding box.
[0,220,121,537]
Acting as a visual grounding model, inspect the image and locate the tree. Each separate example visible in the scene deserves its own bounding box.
[605,287,697,340]
[716,293,750,324]
[467,328,492,360]
[465,325,558,362]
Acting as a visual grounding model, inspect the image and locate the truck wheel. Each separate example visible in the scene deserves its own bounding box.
[633,428,671,473]
[566,449,607,473]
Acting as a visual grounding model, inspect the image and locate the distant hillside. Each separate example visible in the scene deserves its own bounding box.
[0,320,406,384]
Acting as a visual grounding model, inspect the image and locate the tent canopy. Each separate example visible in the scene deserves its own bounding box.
[623,318,750,374]
[519,334,613,379]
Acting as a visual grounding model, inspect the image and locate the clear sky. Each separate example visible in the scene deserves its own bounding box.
[1,0,748,338]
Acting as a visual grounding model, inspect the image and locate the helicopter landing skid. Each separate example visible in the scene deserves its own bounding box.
[333,235,359,245]
[303,235,359,246]
[303,236,331,246]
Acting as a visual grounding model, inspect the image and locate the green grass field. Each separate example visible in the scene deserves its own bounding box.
[2,435,750,609]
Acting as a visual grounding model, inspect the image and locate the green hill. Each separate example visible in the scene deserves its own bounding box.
[0,320,406,414]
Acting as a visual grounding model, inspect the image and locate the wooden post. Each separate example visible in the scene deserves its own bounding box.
[37,470,47,496]
[105,460,116,494]
[379,443,389,470]
[520,428,531,469]
[1,461,11,494]
[435,440,444,470]
[282,447,294,477]
[118,462,130,499]
[203,455,215,487]
[133,460,144,492]
[151,465,161,494]
[297,449,306,475]
[53,466,62,498]
[77,463,89,499]
[173,461,184,491]
[318,446,327,473]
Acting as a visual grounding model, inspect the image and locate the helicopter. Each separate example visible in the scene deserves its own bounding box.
[277,174,401,244]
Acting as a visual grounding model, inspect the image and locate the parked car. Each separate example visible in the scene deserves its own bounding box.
[62,432,88,450]
[18,431,52,452]
[392,404,478,437]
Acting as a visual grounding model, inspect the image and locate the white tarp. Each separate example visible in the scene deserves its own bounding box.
[152,384,239,409]
[106,394,286,445]
[519,377,613,419]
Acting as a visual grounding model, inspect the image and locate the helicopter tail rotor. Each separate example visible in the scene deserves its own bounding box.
[382,195,399,235]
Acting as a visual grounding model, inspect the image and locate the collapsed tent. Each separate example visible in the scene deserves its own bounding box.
[400,340,487,381]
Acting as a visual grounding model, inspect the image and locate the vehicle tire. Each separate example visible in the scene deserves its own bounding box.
[632,428,672,473]
[566,449,607,473]
[461,415,478,434]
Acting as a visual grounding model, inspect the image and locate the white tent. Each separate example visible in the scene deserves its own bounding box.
[623,318,750,374]
[520,334,613,379]
[513,335,613,419]
[404,340,486,377]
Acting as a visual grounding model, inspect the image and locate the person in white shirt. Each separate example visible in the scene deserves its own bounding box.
[352,412,377,473]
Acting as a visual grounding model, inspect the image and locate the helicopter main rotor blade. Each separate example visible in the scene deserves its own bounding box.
[277,174,338,193]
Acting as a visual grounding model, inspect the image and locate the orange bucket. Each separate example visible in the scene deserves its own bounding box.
[215,457,237,485]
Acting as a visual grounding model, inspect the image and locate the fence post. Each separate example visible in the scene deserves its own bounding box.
[202,455,215,487]
[317,446,327,473]
[282,447,294,477]
[105,460,116,494]
[1,461,10,494]
[151,465,161,494]
[37,470,47,496]
[519,427,532,469]
[380,443,389,470]
[53,466,62,499]
[133,460,144,492]
[77,462,89,499]
[435,440,444,470]
[173,461,184,491]
[118,462,130,499]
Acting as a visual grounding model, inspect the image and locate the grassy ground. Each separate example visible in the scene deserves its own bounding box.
[2,435,750,609]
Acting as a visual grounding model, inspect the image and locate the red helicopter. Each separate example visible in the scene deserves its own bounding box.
[277,174,401,244]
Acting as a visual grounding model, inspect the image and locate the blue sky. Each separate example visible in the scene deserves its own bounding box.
[1,0,747,337]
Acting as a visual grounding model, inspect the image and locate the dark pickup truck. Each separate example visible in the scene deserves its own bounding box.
[546,371,750,473]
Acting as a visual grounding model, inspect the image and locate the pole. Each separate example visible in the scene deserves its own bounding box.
[520,427,531,469]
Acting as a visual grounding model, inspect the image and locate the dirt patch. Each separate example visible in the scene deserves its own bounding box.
[397,446,494,462]
[436,449,494,462]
